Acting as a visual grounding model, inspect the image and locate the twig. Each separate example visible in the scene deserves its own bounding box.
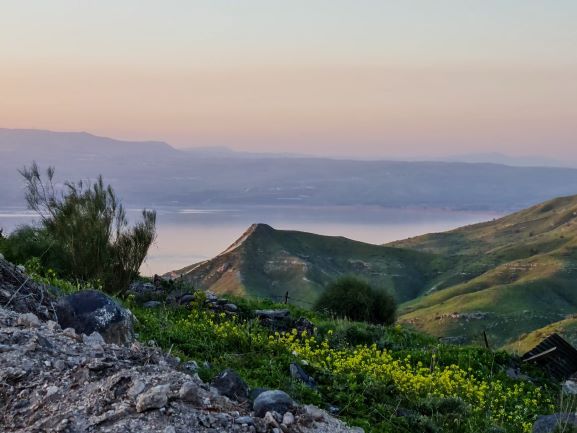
[4,275,31,308]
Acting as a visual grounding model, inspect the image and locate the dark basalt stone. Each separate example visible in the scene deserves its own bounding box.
[211,369,249,402]
[55,290,134,345]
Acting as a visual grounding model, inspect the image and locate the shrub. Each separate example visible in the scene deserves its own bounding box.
[313,276,397,325]
[18,162,156,294]
[0,225,71,271]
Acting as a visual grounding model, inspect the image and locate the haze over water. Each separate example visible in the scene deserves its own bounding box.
[0,206,499,275]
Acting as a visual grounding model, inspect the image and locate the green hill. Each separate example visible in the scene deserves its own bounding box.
[168,223,441,307]
[170,195,577,349]
[501,315,577,354]
[393,195,577,348]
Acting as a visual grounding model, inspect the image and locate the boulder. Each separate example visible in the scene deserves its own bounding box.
[143,301,162,309]
[179,294,196,305]
[290,362,316,388]
[223,303,239,313]
[211,369,249,401]
[179,381,208,405]
[253,390,295,418]
[128,281,157,295]
[135,384,171,412]
[533,413,577,433]
[55,290,134,345]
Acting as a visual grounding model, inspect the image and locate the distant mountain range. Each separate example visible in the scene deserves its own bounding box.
[2,128,577,211]
[171,194,577,349]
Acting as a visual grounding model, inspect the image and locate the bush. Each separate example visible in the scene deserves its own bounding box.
[313,276,397,325]
[18,162,156,294]
[0,225,67,271]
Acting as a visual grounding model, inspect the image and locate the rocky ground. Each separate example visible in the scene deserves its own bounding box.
[0,256,363,433]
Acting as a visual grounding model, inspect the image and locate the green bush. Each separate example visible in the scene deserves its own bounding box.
[17,162,156,294]
[0,225,68,271]
[313,276,397,325]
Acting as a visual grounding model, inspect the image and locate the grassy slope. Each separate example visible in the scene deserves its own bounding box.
[502,315,577,354]
[131,295,558,433]
[173,195,577,348]
[174,224,443,307]
[393,195,577,348]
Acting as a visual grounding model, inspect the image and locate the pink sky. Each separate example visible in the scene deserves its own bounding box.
[1,1,576,159]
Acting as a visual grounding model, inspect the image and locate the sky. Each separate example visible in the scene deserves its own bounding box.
[1,1,576,159]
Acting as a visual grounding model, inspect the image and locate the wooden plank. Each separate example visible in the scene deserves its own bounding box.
[523,346,557,363]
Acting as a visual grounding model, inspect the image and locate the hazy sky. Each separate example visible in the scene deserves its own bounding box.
[1,1,576,158]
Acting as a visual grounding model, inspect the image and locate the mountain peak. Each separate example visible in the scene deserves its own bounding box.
[218,224,275,256]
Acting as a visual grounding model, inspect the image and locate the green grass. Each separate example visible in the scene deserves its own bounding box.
[393,195,577,349]
[129,295,558,433]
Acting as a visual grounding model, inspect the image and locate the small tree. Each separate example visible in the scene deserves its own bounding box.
[314,276,397,325]
[20,162,156,294]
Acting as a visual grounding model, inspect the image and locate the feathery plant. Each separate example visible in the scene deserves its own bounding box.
[19,162,156,294]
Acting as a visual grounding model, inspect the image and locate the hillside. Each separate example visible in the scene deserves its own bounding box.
[168,223,441,306]
[502,315,577,354]
[5,128,577,210]
[393,194,577,348]
[171,195,577,348]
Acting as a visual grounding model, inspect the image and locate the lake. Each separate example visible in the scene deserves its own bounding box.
[0,205,500,276]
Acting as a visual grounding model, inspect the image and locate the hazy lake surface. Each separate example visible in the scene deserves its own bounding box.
[0,206,500,276]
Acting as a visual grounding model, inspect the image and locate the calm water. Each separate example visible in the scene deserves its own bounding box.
[0,206,500,276]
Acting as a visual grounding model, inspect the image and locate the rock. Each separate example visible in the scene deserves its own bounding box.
[143,301,162,309]
[82,331,105,347]
[183,360,199,372]
[438,336,468,345]
[282,412,295,426]
[0,256,57,320]
[506,367,530,381]
[63,327,80,340]
[290,362,316,388]
[264,411,280,428]
[224,303,239,312]
[255,310,290,320]
[46,320,60,331]
[253,390,295,418]
[46,385,59,397]
[179,294,196,305]
[127,380,146,398]
[235,416,255,425]
[206,291,218,302]
[127,282,161,302]
[304,405,325,422]
[533,413,577,433]
[327,405,340,415]
[0,306,363,433]
[179,380,207,405]
[212,369,249,401]
[17,312,41,328]
[294,317,315,335]
[55,290,134,345]
[135,384,171,412]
